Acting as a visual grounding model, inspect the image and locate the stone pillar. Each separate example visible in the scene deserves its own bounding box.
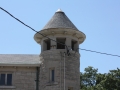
[74,41,79,52]
[41,40,47,52]
[41,40,44,52]
[50,37,56,49]
[65,38,71,50]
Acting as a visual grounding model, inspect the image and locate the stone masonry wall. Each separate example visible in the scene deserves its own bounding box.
[39,49,80,90]
[0,67,36,90]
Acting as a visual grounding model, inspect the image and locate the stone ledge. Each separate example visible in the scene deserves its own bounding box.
[46,82,58,86]
[0,86,16,89]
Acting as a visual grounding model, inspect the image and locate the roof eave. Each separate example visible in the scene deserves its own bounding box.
[0,64,41,67]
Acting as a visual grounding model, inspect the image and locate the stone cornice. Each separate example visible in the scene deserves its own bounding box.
[34,28,86,44]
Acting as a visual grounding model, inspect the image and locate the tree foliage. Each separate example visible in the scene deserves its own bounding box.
[80,66,120,90]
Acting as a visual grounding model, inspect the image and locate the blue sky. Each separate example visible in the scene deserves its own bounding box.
[0,0,120,73]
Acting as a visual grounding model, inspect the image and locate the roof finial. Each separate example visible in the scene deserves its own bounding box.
[56,9,63,12]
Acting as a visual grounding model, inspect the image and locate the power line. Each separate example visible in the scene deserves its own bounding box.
[0,7,70,55]
[0,7,63,45]
[80,48,120,57]
[0,7,120,58]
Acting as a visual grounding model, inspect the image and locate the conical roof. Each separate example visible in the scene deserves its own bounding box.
[43,9,78,30]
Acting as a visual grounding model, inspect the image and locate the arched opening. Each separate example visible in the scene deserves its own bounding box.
[71,40,78,51]
[56,38,66,49]
[43,39,51,51]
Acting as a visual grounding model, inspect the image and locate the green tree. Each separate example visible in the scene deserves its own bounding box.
[80,66,98,89]
[98,68,120,90]
[80,67,120,90]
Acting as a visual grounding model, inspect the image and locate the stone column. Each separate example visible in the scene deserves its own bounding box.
[74,41,79,52]
[41,40,47,52]
[41,40,43,52]
[65,37,71,50]
[50,37,56,49]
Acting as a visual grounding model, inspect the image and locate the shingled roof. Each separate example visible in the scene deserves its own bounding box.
[0,54,41,66]
[43,9,78,30]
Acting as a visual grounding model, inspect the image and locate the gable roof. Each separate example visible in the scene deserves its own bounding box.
[42,9,78,30]
[0,54,41,66]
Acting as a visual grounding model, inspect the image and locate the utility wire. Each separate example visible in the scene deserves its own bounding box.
[80,48,120,57]
[0,7,70,55]
[0,7,64,45]
[0,7,120,57]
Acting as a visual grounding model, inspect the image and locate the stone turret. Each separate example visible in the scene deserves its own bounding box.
[34,9,86,90]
